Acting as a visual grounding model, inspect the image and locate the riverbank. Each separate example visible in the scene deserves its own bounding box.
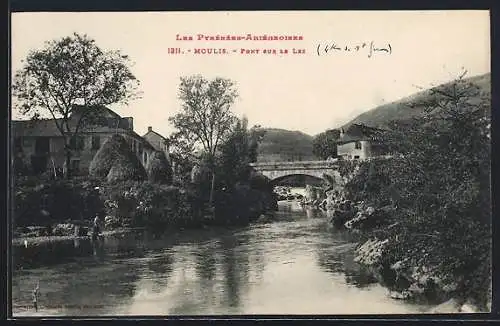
[323,161,491,314]
[322,190,490,313]
[12,228,141,247]
[13,177,277,243]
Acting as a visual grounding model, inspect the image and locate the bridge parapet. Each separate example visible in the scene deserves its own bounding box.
[248,157,393,183]
[249,160,342,183]
[249,160,340,169]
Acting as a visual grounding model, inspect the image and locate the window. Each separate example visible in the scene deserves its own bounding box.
[107,118,118,128]
[14,137,23,153]
[35,137,50,154]
[92,135,101,150]
[355,141,362,150]
[22,137,32,148]
[96,116,108,126]
[138,143,143,154]
[71,160,80,173]
[354,155,360,159]
[31,155,48,175]
[70,136,85,151]
[143,151,148,165]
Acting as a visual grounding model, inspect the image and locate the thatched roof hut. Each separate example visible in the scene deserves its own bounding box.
[89,134,147,182]
[146,150,173,184]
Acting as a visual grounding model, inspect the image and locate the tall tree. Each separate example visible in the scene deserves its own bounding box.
[312,129,340,160]
[166,131,198,184]
[12,33,140,178]
[218,116,266,188]
[169,75,238,204]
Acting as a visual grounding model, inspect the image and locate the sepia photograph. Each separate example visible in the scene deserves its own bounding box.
[9,10,491,317]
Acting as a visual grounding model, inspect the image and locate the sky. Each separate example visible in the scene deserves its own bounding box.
[11,10,490,137]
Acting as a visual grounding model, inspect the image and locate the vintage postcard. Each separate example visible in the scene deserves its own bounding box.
[10,10,491,317]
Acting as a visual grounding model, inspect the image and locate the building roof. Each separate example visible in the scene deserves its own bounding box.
[71,104,121,119]
[12,105,155,150]
[142,129,167,141]
[142,128,170,152]
[12,119,63,137]
[13,119,152,144]
[337,123,387,144]
[11,119,135,137]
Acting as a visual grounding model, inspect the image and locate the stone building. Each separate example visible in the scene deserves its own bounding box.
[142,126,171,161]
[12,105,162,176]
[336,124,389,160]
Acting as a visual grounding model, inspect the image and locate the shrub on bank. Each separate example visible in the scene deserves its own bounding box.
[100,180,277,229]
[14,174,277,235]
[100,181,198,229]
[345,152,490,308]
[213,184,275,225]
[146,151,173,184]
[13,177,103,228]
[340,78,491,310]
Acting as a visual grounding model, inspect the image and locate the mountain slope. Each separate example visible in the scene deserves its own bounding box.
[256,128,315,162]
[340,73,491,130]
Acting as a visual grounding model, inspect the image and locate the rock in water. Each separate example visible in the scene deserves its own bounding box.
[427,299,461,314]
[460,301,480,313]
[389,290,411,300]
[257,214,273,223]
[52,223,75,236]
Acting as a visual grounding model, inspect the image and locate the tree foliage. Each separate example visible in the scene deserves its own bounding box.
[344,72,491,308]
[312,129,340,159]
[169,75,238,158]
[12,33,141,177]
[169,75,239,203]
[166,132,196,184]
[217,116,266,188]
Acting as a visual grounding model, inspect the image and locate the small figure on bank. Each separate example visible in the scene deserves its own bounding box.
[32,282,40,312]
[92,213,102,240]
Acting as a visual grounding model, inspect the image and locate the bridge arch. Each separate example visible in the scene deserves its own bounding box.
[270,173,325,187]
[249,160,343,187]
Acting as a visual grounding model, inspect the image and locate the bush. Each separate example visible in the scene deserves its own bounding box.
[341,76,491,309]
[146,151,173,184]
[213,184,276,224]
[13,178,104,228]
[100,181,197,229]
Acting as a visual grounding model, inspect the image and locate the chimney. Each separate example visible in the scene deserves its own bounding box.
[148,126,153,132]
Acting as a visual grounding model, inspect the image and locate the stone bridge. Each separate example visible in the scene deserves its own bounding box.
[249,160,343,185]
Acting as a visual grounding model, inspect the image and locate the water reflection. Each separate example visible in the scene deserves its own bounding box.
[13,207,433,316]
[194,242,218,282]
[220,234,243,309]
[91,240,105,260]
[146,250,175,292]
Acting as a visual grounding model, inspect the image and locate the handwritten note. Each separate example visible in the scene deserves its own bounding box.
[316,41,392,58]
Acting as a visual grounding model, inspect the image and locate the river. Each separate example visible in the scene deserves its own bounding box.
[12,201,433,316]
